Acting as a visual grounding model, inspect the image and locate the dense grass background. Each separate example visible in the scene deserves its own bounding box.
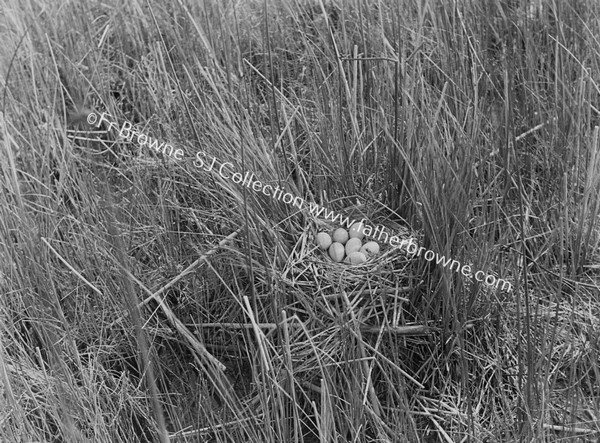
[1,0,599,441]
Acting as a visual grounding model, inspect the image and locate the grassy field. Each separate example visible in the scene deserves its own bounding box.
[1,0,599,441]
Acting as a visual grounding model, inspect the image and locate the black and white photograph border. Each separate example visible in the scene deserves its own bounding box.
[1,0,600,442]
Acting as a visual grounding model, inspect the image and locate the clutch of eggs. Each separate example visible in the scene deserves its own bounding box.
[316,222,380,264]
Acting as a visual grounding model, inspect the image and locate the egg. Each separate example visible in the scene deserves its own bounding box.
[345,237,362,255]
[332,228,349,245]
[316,232,332,250]
[360,241,380,256]
[349,221,366,240]
[328,242,345,262]
[345,251,367,265]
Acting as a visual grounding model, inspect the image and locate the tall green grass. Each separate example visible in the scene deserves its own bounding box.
[1,0,599,441]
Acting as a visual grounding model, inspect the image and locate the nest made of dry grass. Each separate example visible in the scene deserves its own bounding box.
[282,214,424,331]
[266,214,431,432]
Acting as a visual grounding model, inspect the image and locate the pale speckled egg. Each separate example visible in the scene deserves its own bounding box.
[348,222,366,240]
[345,251,367,265]
[328,242,345,262]
[316,232,332,250]
[360,241,380,256]
[345,237,362,255]
[332,228,349,245]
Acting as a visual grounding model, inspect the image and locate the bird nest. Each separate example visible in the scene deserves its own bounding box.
[283,215,424,331]
[274,214,430,414]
